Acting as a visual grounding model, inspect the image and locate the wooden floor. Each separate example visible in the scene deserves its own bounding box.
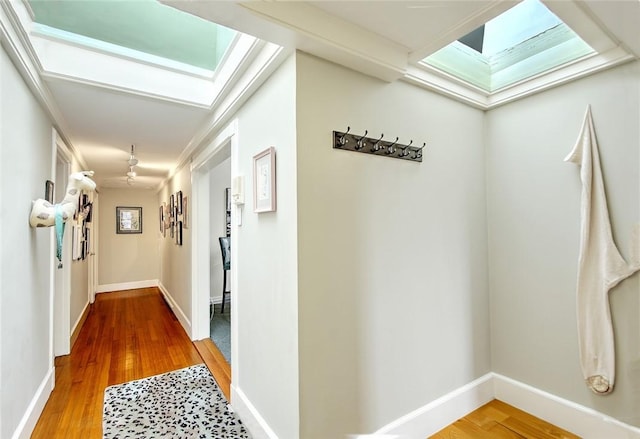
[431,399,580,438]
[32,288,578,439]
[32,288,204,438]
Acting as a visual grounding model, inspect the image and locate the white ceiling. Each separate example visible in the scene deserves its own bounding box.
[9,0,640,190]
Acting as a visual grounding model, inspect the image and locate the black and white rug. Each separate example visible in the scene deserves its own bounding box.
[103,364,251,438]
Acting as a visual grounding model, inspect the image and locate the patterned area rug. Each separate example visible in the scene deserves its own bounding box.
[103,364,251,438]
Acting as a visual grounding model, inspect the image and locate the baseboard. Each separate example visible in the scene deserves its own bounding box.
[493,373,640,439]
[70,302,90,349]
[96,279,158,293]
[231,385,280,439]
[11,367,54,439]
[374,373,494,437]
[157,282,192,336]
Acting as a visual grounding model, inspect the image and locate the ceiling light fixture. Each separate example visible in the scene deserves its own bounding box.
[126,144,139,185]
[128,144,139,166]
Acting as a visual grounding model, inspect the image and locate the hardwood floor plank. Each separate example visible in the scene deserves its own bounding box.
[32,288,204,438]
[429,400,580,439]
[194,338,231,400]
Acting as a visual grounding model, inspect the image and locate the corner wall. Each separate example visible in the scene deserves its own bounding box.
[296,52,490,437]
[487,60,640,427]
[230,54,299,439]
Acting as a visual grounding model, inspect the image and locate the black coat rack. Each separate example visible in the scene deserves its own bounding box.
[333,127,425,162]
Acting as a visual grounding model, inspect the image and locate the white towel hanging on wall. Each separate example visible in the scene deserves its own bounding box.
[565,105,640,394]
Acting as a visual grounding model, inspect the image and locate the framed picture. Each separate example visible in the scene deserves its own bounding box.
[159,205,164,233]
[177,190,183,215]
[176,220,183,246]
[45,180,54,203]
[116,206,142,234]
[170,194,175,218]
[182,196,189,229]
[253,146,276,213]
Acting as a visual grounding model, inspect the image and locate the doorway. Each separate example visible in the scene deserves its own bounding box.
[208,157,232,364]
[53,136,71,356]
[191,121,239,377]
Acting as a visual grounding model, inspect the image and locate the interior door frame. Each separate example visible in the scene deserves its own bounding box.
[52,129,72,357]
[190,120,239,372]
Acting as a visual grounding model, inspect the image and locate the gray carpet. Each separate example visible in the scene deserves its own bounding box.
[103,364,250,438]
[210,303,231,364]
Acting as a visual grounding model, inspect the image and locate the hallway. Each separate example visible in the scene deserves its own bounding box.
[32,288,203,438]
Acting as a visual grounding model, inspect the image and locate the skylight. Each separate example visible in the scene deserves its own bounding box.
[422,0,595,93]
[28,0,236,75]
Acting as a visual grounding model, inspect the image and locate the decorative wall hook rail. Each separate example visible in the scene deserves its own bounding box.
[333,128,424,162]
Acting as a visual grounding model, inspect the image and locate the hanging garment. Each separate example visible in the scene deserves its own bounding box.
[565,106,640,394]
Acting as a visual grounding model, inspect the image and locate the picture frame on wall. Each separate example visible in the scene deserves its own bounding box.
[177,190,183,215]
[175,220,183,246]
[159,205,164,233]
[116,206,143,234]
[182,196,189,229]
[253,146,277,213]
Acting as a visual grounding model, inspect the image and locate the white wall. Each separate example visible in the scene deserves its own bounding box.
[98,188,160,287]
[0,46,53,439]
[487,61,640,427]
[296,52,490,437]
[209,157,231,303]
[231,54,300,439]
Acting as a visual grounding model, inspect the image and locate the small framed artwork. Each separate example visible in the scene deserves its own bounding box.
[182,196,189,229]
[176,220,183,246]
[45,180,54,203]
[177,190,183,215]
[116,206,142,234]
[159,205,164,233]
[253,146,277,213]
[170,194,175,217]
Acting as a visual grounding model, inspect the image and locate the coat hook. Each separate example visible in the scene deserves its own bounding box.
[371,133,384,152]
[338,127,351,146]
[413,142,426,159]
[399,140,413,157]
[386,137,399,155]
[355,130,368,150]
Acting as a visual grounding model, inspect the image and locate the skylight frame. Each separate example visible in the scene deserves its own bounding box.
[31,23,223,79]
[419,0,597,94]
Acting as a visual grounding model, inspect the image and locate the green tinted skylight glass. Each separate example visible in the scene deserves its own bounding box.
[422,0,594,93]
[29,0,236,72]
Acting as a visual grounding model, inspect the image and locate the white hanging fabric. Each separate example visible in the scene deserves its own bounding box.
[565,106,640,394]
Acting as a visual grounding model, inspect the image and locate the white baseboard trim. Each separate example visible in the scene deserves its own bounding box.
[96,279,158,293]
[157,282,191,336]
[375,373,494,437]
[12,367,54,439]
[231,385,279,439]
[493,373,640,439]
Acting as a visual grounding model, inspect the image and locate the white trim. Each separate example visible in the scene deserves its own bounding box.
[157,282,192,337]
[368,373,640,438]
[70,302,89,340]
[405,45,634,110]
[231,385,280,439]
[96,279,158,293]
[493,374,640,439]
[374,373,494,437]
[11,367,54,439]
